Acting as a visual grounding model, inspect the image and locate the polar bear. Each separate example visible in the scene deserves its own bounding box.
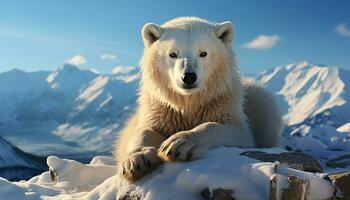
[115,17,283,182]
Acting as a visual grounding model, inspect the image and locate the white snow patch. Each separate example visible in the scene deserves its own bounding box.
[337,123,350,133]
[258,62,349,125]
[0,148,335,200]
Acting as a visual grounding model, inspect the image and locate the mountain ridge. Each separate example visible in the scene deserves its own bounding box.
[0,61,349,181]
[0,63,140,157]
[257,61,350,125]
[0,61,348,157]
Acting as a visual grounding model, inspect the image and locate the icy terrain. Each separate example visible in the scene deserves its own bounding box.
[0,148,336,200]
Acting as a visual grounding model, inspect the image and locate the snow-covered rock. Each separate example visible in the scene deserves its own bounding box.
[0,147,337,200]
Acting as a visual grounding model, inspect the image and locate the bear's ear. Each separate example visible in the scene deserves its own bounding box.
[142,23,163,47]
[215,21,235,44]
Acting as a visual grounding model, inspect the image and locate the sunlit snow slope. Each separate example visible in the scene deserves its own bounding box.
[257,61,350,125]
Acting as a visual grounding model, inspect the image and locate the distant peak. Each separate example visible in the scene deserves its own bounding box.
[9,68,25,72]
[58,64,80,72]
[285,61,310,70]
[3,68,27,74]
[47,64,97,84]
[295,61,310,69]
[298,61,310,66]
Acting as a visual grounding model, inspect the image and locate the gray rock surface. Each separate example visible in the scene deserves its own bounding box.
[327,154,350,168]
[325,171,350,198]
[269,174,310,200]
[201,188,235,200]
[241,151,323,172]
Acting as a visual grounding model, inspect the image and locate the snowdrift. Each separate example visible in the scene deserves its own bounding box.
[0,147,339,200]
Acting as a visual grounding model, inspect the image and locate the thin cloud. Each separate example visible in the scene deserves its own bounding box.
[242,35,281,49]
[0,25,129,52]
[67,55,87,65]
[335,22,350,37]
[100,53,118,61]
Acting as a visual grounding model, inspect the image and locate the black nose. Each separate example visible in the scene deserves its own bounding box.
[181,72,197,85]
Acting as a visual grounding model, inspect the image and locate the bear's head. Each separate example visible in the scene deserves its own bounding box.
[140,17,241,108]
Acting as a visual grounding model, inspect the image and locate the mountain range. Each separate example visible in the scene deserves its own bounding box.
[0,61,349,180]
[0,64,139,177]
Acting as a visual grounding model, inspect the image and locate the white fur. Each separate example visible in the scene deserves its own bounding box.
[115,17,283,182]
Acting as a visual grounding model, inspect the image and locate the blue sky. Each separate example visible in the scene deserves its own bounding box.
[0,0,349,74]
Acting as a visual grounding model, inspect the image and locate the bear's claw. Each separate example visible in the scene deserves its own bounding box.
[120,147,162,182]
[158,133,205,162]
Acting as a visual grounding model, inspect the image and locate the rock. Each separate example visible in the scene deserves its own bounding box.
[325,171,350,198]
[201,188,235,200]
[269,174,310,200]
[241,151,323,172]
[269,174,283,200]
[327,154,350,168]
[118,192,142,200]
[282,176,310,200]
[49,167,58,183]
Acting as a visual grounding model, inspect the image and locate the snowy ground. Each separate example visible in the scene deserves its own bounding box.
[0,147,339,200]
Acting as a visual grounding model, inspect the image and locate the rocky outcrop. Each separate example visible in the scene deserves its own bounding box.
[201,188,235,200]
[327,154,350,168]
[241,151,323,173]
[325,171,350,199]
[269,174,310,200]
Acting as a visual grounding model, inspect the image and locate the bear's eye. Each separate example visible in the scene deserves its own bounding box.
[169,52,178,59]
[199,52,207,58]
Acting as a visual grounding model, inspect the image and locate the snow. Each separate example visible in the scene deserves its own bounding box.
[0,147,336,200]
[337,122,350,133]
[258,62,350,125]
[47,64,98,97]
[0,65,139,157]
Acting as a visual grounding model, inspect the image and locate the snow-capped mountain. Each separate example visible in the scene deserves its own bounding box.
[54,69,140,153]
[0,62,348,159]
[47,64,98,97]
[257,62,350,162]
[0,136,46,181]
[257,61,350,126]
[0,61,349,196]
[0,64,140,157]
[0,69,50,123]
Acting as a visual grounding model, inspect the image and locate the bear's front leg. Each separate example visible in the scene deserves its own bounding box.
[158,122,254,162]
[120,146,162,182]
[118,129,166,182]
[158,131,207,162]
